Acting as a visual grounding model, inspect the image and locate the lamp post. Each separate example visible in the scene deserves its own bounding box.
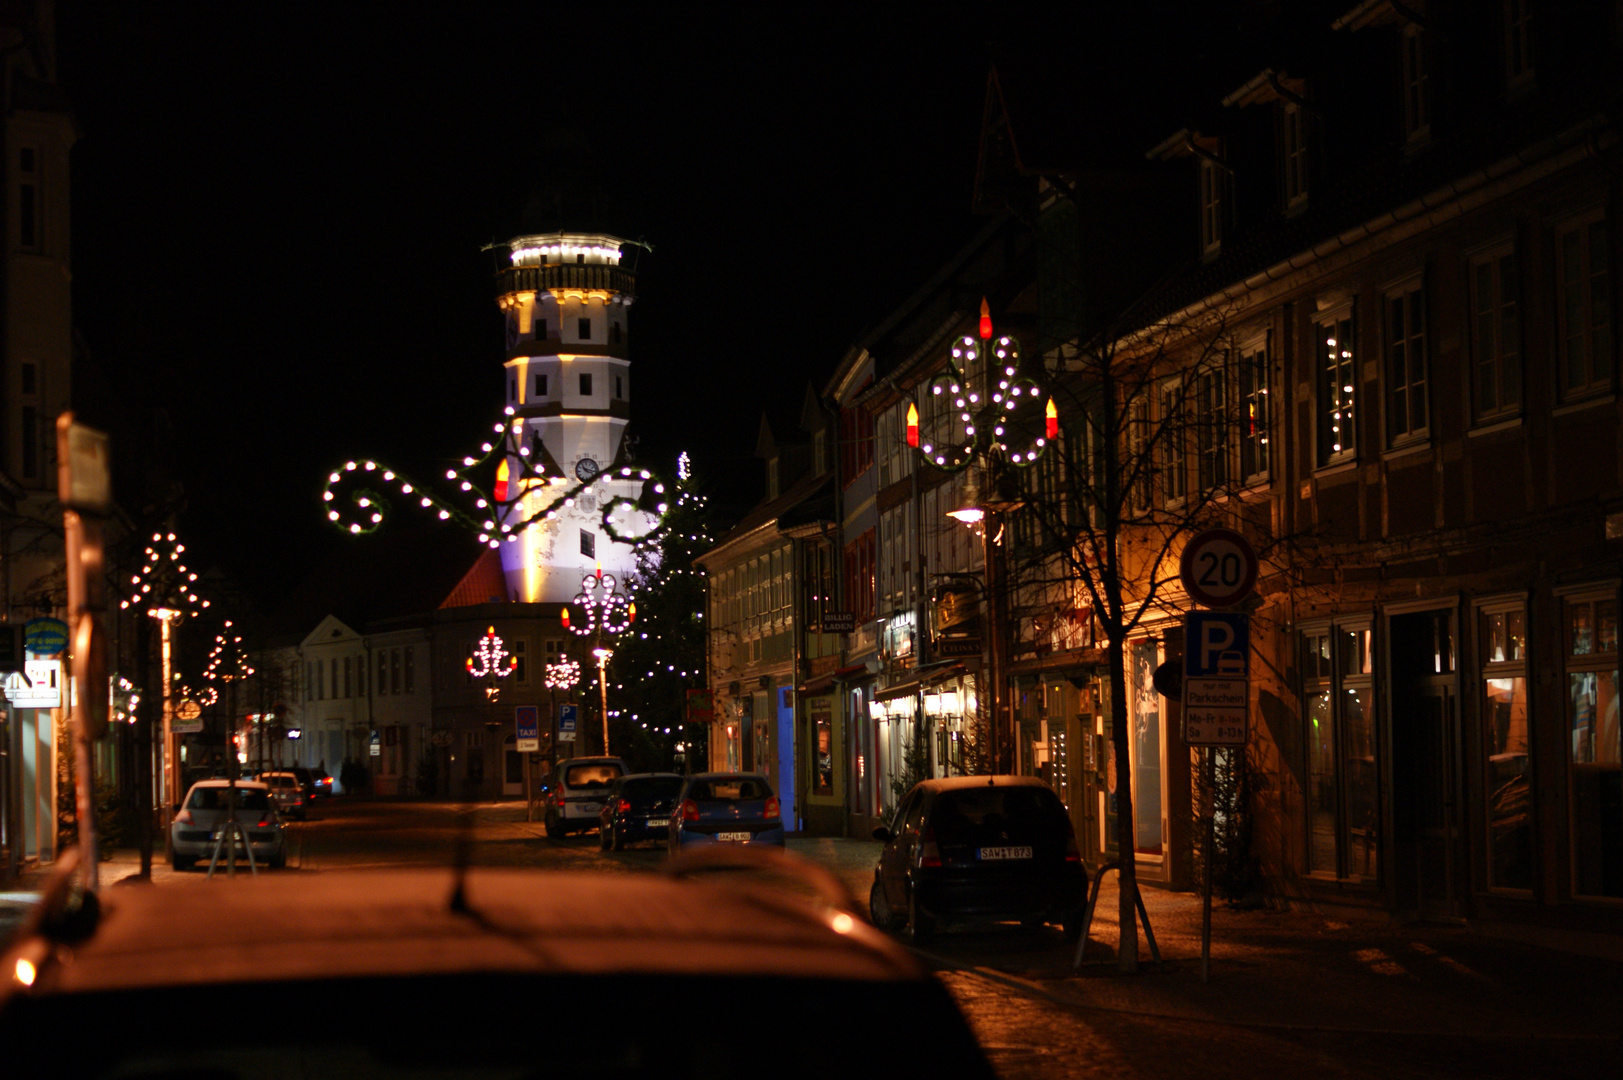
[120,531,210,855]
[542,655,581,813]
[562,565,634,756]
[907,299,1055,775]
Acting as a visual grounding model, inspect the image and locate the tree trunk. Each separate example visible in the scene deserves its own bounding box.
[1105,631,1140,973]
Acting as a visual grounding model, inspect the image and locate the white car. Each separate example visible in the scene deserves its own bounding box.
[169,780,287,871]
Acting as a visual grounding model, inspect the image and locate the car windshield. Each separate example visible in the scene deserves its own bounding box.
[931,786,1068,845]
[689,777,771,801]
[186,787,272,812]
[564,763,621,787]
[623,777,684,800]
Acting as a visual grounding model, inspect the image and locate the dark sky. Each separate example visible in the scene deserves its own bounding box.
[52,1,1243,603]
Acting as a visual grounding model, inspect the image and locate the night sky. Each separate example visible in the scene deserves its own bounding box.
[53,1,1236,604]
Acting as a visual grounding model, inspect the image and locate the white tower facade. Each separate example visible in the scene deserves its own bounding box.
[495,232,641,604]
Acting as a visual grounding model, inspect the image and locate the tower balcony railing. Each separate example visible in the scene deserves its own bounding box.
[496,264,637,299]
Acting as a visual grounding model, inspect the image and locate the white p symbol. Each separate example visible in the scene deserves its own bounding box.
[1201,621,1235,672]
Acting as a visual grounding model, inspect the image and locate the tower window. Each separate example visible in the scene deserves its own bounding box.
[576,253,586,264]
[21,362,36,395]
[509,376,516,402]
[580,372,593,396]
[615,375,624,399]
[535,373,548,397]
[534,313,548,339]
[578,317,591,340]
[580,530,596,558]
[611,322,622,345]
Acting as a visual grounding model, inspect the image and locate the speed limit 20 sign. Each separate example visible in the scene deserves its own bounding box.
[1179,528,1259,609]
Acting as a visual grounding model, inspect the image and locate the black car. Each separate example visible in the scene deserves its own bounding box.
[870,775,1087,943]
[599,772,685,850]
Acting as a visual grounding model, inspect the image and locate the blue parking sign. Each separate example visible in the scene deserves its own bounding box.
[1184,612,1249,678]
[559,704,578,733]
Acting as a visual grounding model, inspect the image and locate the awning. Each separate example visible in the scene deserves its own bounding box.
[915,660,965,685]
[797,661,875,696]
[873,680,921,702]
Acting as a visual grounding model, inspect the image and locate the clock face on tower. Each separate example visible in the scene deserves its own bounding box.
[575,457,600,482]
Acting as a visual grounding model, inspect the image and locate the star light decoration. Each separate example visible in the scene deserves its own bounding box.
[320,407,680,552]
[905,298,1058,472]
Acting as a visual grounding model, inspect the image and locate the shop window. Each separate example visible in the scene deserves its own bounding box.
[1479,601,1532,891]
[1563,591,1621,898]
[1301,621,1377,880]
[1130,640,1163,855]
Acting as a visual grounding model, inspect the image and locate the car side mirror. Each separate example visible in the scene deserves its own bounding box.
[871,826,892,843]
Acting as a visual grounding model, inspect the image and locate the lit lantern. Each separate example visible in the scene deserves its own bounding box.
[906,402,919,448]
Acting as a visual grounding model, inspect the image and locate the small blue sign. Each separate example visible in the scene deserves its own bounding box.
[24,618,69,659]
[1184,612,1250,678]
[559,704,578,733]
[515,705,539,740]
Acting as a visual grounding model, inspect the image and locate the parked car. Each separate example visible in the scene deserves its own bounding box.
[311,767,334,797]
[258,771,309,820]
[870,775,1087,943]
[0,849,995,1078]
[668,772,784,852]
[168,779,287,871]
[598,772,685,850]
[542,756,626,838]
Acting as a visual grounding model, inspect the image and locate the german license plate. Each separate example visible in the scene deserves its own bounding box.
[978,846,1033,860]
[647,819,668,828]
[580,802,601,814]
[716,831,750,842]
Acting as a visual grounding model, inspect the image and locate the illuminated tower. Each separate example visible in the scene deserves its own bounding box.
[495,232,640,604]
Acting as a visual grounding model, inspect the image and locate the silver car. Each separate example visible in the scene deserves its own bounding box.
[169,780,286,871]
[258,771,309,820]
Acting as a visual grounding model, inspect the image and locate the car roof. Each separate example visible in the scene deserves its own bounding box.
[3,867,919,997]
[686,771,770,781]
[187,780,270,791]
[911,775,1053,795]
[619,772,684,781]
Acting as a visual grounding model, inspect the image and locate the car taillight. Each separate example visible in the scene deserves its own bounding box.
[617,798,631,814]
[257,817,273,828]
[919,826,942,869]
[764,796,780,819]
[175,809,193,825]
[681,799,699,821]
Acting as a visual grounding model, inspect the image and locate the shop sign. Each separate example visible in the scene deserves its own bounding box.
[4,659,63,708]
[24,618,69,659]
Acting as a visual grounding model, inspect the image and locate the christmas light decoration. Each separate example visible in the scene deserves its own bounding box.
[563,565,635,639]
[320,409,686,552]
[544,656,582,690]
[908,297,1056,472]
[466,626,519,680]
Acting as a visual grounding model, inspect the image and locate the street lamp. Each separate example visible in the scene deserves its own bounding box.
[906,299,1053,775]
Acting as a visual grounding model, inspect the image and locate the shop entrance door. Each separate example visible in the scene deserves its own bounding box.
[1389,609,1461,921]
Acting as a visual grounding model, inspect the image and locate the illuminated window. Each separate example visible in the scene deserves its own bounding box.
[1469,246,1521,421]
[1563,590,1621,898]
[1478,600,1531,891]
[1315,308,1356,466]
[1158,378,1186,506]
[1300,621,1377,881]
[1239,340,1270,482]
[1196,366,1228,494]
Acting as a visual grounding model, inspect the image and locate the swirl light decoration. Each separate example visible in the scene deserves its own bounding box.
[320,407,679,552]
[905,298,1058,472]
[561,565,635,639]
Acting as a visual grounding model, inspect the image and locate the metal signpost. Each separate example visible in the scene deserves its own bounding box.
[515,705,540,821]
[1179,529,1260,984]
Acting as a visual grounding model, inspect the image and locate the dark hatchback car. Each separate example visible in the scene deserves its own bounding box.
[668,772,785,851]
[599,772,685,850]
[870,775,1087,942]
[1,851,996,1078]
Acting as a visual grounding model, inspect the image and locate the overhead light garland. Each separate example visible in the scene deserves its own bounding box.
[320,407,681,551]
[906,298,1057,471]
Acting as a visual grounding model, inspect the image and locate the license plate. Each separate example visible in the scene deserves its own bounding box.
[979,846,1033,860]
[716,831,750,842]
[579,802,601,814]
[647,819,668,828]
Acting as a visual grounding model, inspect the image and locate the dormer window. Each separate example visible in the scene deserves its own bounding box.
[1401,26,1430,143]
[1282,103,1308,208]
[1200,158,1223,255]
